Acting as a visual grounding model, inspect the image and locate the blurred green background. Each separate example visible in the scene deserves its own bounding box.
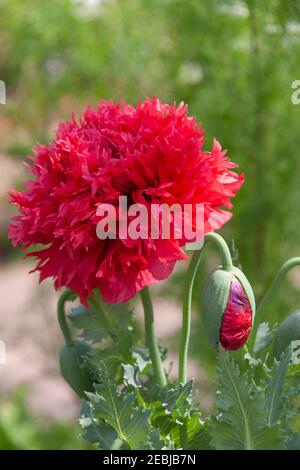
[1,0,300,449]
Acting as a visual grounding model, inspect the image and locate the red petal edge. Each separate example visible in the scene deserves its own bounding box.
[219,276,252,351]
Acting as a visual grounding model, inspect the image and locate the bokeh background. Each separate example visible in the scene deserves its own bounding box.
[1,0,300,449]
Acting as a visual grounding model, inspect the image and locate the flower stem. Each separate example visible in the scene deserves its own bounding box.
[178,232,232,384]
[140,286,167,388]
[57,289,92,387]
[57,289,78,346]
[179,249,203,384]
[250,257,300,349]
[204,232,233,269]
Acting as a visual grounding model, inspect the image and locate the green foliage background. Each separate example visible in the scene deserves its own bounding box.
[1,0,300,449]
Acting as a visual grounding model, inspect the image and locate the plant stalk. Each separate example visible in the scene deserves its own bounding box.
[178,249,203,384]
[250,257,300,349]
[57,289,78,346]
[140,286,167,388]
[205,232,233,269]
[179,232,233,384]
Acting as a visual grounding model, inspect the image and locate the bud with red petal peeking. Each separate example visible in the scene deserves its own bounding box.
[201,266,255,351]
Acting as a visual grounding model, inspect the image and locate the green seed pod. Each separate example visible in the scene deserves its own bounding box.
[59,339,93,398]
[201,266,255,350]
[273,310,300,359]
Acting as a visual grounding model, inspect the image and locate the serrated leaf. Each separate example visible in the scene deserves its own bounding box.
[288,362,300,374]
[284,430,300,450]
[264,347,292,426]
[69,305,108,343]
[70,297,134,345]
[210,349,283,450]
[122,364,140,388]
[80,401,121,450]
[253,322,276,354]
[244,352,261,367]
[144,381,193,440]
[149,381,193,420]
[144,429,170,450]
[85,365,152,450]
[76,299,135,381]
[188,422,213,450]
[132,348,151,372]
[89,335,133,380]
[210,418,282,450]
[95,298,134,338]
[281,361,300,444]
[170,413,212,450]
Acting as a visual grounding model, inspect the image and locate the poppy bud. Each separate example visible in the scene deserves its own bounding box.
[273,310,300,359]
[59,339,94,398]
[201,267,255,350]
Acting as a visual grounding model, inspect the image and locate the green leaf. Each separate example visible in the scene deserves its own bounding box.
[84,365,153,450]
[144,381,194,441]
[96,299,134,339]
[284,430,300,450]
[73,298,135,382]
[253,322,276,354]
[188,421,213,450]
[145,429,171,450]
[80,402,121,450]
[170,413,212,450]
[70,298,134,345]
[210,349,283,450]
[281,362,300,445]
[122,364,140,388]
[210,418,282,451]
[264,347,292,426]
[88,334,133,380]
[132,348,151,372]
[69,306,108,343]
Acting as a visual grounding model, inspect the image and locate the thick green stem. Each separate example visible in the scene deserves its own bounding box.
[140,286,167,388]
[57,289,78,346]
[251,257,300,349]
[179,232,232,384]
[205,232,233,269]
[57,289,92,387]
[179,249,203,384]
[178,232,232,449]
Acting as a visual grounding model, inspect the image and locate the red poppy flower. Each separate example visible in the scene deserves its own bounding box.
[9,98,244,304]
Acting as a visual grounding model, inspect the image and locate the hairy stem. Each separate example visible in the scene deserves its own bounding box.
[140,286,167,388]
[179,232,232,384]
[57,289,78,346]
[179,249,203,384]
[251,257,300,349]
[178,232,232,449]
[205,232,233,270]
